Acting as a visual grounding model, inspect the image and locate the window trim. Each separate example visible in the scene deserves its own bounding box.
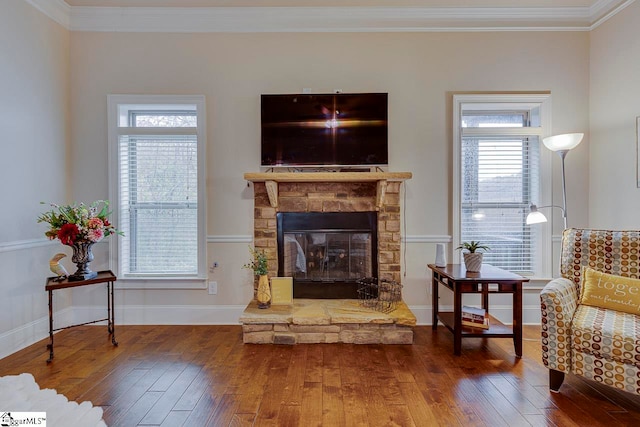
[107,94,207,288]
[452,94,552,278]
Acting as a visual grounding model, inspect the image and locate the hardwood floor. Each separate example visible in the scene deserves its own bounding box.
[1,325,640,426]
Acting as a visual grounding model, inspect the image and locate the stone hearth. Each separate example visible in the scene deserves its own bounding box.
[240,299,416,344]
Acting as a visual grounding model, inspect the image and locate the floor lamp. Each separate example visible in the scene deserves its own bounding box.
[526,133,584,229]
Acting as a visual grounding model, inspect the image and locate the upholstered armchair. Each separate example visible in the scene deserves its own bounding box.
[540,228,640,395]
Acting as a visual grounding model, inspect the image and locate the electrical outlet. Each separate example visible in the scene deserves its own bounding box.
[208,281,218,295]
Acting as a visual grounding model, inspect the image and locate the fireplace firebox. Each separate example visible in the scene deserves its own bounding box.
[277,212,378,299]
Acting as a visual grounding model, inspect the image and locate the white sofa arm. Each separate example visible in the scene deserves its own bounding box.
[540,278,579,374]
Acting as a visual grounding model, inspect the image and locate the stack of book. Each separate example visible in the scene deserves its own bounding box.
[462,305,489,329]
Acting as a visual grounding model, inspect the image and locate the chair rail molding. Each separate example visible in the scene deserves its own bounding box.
[207,235,253,244]
[0,238,57,253]
[403,235,452,244]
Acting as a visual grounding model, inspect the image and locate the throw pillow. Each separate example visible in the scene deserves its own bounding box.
[580,267,640,315]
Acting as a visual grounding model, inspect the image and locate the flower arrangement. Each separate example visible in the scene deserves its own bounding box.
[38,200,122,246]
[242,246,268,276]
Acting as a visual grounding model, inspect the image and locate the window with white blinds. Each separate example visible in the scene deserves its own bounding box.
[108,95,206,280]
[453,95,551,276]
[461,135,539,273]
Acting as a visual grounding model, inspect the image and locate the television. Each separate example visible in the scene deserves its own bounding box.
[261,93,388,168]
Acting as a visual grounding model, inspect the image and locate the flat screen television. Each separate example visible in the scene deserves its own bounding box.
[261,93,388,168]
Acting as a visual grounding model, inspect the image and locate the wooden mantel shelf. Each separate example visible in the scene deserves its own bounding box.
[243,171,412,183]
[244,171,412,209]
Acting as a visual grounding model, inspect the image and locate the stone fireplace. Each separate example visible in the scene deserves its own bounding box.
[240,172,415,345]
[246,172,410,297]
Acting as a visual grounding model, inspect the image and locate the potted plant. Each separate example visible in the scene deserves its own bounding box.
[456,241,490,272]
[243,246,270,308]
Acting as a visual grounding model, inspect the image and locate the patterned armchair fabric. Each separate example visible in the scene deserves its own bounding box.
[540,228,640,394]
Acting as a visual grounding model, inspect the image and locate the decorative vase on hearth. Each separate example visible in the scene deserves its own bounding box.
[257,274,271,309]
[68,241,98,281]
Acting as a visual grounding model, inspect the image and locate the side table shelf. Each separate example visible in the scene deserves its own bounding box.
[436,313,514,337]
[45,270,118,363]
[428,263,528,357]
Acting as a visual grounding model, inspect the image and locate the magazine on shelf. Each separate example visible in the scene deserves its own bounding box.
[462,317,490,330]
[462,305,486,324]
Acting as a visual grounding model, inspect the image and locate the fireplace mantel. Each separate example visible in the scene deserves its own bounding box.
[244,171,412,209]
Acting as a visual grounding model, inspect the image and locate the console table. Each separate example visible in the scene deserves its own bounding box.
[428,263,528,357]
[45,270,117,363]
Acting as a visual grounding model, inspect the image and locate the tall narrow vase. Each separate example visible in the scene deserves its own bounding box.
[68,241,98,281]
[257,274,271,309]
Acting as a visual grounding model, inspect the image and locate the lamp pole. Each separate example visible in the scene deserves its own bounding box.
[557,150,569,229]
[543,132,582,230]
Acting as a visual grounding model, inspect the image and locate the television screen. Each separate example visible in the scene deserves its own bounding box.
[261,93,388,167]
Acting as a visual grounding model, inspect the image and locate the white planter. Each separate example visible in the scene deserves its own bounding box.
[463,252,483,272]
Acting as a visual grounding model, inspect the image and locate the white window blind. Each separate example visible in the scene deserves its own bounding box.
[119,134,198,274]
[109,95,206,280]
[461,135,540,273]
[453,95,551,277]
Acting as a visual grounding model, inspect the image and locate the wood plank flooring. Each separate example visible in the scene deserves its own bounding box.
[1,325,640,426]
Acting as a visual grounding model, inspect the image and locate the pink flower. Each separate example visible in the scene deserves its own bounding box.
[87,217,104,229]
[87,228,104,242]
[58,223,79,245]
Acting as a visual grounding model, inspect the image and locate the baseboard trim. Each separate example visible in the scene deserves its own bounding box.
[1,303,541,359]
[74,304,247,326]
[0,307,73,360]
[73,303,541,326]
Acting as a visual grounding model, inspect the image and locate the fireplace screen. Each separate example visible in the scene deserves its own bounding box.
[283,232,372,280]
[277,211,377,298]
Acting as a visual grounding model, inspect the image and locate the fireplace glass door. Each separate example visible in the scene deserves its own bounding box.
[283,232,372,280]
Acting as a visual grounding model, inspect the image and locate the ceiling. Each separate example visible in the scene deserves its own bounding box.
[30,0,636,31]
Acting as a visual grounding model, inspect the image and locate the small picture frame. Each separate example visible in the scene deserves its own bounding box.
[270,277,293,305]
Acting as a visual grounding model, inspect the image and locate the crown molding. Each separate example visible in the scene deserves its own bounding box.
[69,6,594,32]
[590,0,628,19]
[24,1,637,33]
[590,0,636,29]
[24,0,71,29]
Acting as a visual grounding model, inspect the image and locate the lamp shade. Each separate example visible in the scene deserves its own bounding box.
[526,205,548,225]
[543,133,584,152]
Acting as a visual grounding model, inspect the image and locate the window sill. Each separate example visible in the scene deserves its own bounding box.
[116,276,207,290]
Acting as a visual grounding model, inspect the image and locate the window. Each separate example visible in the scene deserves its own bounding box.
[108,95,206,282]
[453,94,551,276]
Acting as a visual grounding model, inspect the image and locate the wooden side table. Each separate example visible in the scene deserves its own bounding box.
[428,263,528,357]
[45,270,118,363]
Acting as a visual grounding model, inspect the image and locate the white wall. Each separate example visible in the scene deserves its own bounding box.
[589,0,640,228]
[3,1,608,358]
[68,30,590,325]
[0,1,70,358]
